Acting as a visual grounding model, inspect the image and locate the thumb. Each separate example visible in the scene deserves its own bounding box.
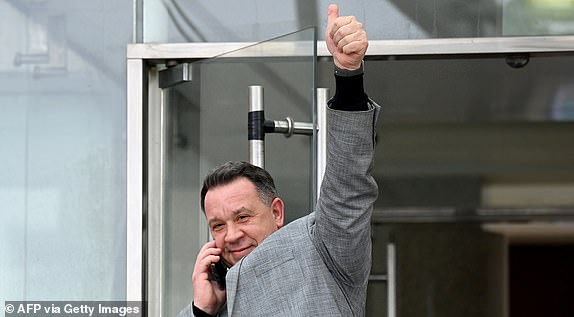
[327,4,339,30]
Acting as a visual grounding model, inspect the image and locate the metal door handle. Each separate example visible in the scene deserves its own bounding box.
[248,85,317,168]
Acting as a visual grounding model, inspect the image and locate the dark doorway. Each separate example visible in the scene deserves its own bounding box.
[509,244,574,317]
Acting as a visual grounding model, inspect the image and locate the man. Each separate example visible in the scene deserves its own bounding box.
[179,4,380,316]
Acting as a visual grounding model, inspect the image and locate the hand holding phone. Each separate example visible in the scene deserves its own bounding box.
[192,242,227,315]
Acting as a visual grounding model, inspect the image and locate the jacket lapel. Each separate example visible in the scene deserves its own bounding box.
[225,258,243,316]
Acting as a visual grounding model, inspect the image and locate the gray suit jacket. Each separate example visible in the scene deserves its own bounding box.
[179,101,380,316]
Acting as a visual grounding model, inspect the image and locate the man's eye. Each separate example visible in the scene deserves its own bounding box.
[237,215,250,222]
[212,224,224,231]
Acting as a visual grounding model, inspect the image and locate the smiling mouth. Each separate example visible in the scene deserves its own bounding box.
[229,246,254,258]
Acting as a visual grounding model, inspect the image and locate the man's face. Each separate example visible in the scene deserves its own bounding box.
[204,177,284,266]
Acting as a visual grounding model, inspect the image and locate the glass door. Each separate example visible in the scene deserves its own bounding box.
[147,27,317,316]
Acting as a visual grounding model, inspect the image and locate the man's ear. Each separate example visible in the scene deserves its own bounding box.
[271,198,285,228]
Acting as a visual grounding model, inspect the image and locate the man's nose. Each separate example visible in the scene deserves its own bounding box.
[224,223,243,244]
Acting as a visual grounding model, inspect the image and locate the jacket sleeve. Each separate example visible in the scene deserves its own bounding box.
[312,99,380,287]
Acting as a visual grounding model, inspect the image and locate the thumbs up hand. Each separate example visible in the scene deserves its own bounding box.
[326,4,368,71]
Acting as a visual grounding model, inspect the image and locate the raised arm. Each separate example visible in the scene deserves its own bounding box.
[312,4,380,287]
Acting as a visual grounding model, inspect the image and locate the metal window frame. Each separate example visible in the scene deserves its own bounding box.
[126,58,144,301]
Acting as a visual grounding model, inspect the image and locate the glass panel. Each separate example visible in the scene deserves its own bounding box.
[316,54,574,213]
[140,0,574,43]
[316,55,574,316]
[366,54,574,123]
[0,0,130,303]
[367,54,574,212]
[159,28,316,316]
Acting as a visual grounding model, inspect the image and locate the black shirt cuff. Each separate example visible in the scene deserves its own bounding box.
[192,302,217,317]
[330,73,369,112]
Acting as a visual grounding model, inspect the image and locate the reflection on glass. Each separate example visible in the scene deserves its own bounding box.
[160,27,316,316]
[141,1,574,43]
[364,55,574,123]
[504,0,574,36]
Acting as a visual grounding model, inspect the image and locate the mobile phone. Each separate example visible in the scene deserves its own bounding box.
[210,259,228,290]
